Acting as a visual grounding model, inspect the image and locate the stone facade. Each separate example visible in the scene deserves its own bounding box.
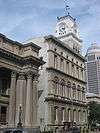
[0,33,45,128]
[25,15,87,131]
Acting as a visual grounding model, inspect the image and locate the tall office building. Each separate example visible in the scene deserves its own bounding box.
[86,43,100,95]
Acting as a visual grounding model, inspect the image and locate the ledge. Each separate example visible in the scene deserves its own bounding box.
[46,67,86,84]
[45,96,87,107]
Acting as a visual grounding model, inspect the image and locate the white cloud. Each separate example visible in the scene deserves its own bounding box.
[0,0,100,54]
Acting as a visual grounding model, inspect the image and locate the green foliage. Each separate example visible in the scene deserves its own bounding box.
[88,101,100,127]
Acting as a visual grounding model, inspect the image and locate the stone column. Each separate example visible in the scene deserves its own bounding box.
[48,105,54,125]
[32,76,38,127]
[25,72,33,127]
[15,73,26,125]
[8,71,17,127]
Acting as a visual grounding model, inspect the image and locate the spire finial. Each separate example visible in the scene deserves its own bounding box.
[64,0,70,15]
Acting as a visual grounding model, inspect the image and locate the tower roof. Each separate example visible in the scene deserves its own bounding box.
[57,14,76,22]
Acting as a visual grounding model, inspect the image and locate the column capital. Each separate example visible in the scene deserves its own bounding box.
[11,71,17,78]
[18,72,25,80]
[26,71,33,79]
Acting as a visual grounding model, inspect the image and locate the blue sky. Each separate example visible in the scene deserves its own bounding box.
[0,0,100,54]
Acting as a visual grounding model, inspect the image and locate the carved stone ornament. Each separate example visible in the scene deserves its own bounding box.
[11,71,17,78]
[18,72,25,80]
[26,71,33,79]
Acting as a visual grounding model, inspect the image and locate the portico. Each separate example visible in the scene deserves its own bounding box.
[0,33,45,128]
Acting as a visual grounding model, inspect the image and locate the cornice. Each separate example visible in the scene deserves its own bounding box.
[0,33,41,52]
[45,97,87,107]
[0,48,45,67]
[0,33,22,47]
[24,42,41,50]
[46,67,86,84]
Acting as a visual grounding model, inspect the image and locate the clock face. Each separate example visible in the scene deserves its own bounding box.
[59,23,66,33]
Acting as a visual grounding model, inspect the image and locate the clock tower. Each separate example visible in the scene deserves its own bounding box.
[55,14,82,53]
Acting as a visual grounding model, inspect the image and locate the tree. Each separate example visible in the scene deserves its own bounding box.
[88,101,100,128]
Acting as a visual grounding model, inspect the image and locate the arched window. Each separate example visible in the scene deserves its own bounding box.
[60,79,65,97]
[82,87,85,101]
[61,107,65,122]
[77,85,81,100]
[54,55,58,69]
[72,83,76,99]
[60,58,64,71]
[68,108,71,122]
[83,111,86,122]
[73,109,76,122]
[72,64,75,76]
[76,67,79,78]
[67,81,71,98]
[66,61,69,74]
[54,106,58,123]
[78,110,81,122]
[54,76,59,95]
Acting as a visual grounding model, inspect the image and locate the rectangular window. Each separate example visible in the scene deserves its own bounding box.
[76,67,79,79]
[54,107,58,123]
[60,58,64,71]
[72,64,74,77]
[81,69,83,80]
[61,108,65,122]
[54,55,58,69]
[68,109,71,122]
[66,61,69,74]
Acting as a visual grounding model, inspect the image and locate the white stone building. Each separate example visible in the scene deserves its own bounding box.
[25,14,87,131]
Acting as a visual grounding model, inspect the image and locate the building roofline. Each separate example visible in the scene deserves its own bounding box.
[0,33,22,46]
[0,33,41,50]
[44,35,86,61]
[24,42,41,50]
